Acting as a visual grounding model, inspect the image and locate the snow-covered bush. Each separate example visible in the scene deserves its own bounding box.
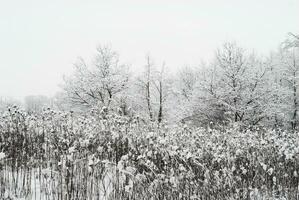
[0,106,298,199]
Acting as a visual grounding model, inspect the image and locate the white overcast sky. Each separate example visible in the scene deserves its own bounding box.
[0,0,298,100]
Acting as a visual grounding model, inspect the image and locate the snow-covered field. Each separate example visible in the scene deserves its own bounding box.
[1,112,299,200]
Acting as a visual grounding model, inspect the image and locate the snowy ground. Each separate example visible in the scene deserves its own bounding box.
[1,167,115,200]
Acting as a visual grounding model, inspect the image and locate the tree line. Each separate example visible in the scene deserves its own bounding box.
[2,33,299,130]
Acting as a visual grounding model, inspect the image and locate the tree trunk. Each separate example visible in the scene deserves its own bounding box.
[146,79,153,121]
[146,57,153,121]
[292,71,297,130]
[158,80,163,124]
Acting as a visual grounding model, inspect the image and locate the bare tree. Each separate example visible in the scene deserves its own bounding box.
[134,55,155,121]
[145,55,154,121]
[134,56,172,124]
[156,63,165,124]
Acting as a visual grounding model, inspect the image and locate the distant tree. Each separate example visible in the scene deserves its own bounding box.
[284,32,299,48]
[0,97,21,112]
[170,65,199,124]
[176,66,199,102]
[24,95,53,113]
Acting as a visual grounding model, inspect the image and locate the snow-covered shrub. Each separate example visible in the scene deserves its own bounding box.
[0,106,298,199]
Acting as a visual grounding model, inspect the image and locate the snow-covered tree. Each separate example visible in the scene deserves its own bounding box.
[190,42,270,127]
[134,55,155,121]
[276,44,299,129]
[170,65,201,124]
[62,45,130,111]
[133,56,172,124]
[175,66,199,102]
[154,63,173,124]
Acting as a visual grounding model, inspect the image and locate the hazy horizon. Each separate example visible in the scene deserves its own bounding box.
[1,0,298,100]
